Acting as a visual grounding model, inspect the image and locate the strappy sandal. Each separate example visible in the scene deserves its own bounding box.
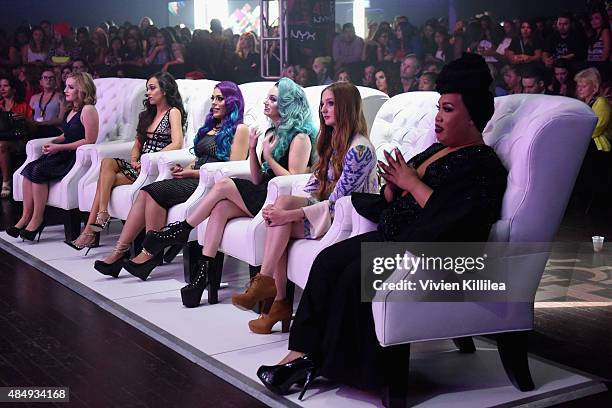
[90,210,111,232]
[64,231,98,255]
[93,241,131,278]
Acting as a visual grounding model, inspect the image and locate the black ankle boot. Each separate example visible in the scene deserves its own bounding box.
[256,355,318,400]
[142,221,193,256]
[180,256,214,308]
[123,251,164,281]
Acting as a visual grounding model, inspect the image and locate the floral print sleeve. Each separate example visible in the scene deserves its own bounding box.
[328,144,376,212]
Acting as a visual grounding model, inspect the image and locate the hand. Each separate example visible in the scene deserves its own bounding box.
[170,163,188,178]
[42,143,62,155]
[248,127,260,149]
[131,160,141,172]
[262,205,294,226]
[378,149,419,193]
[155,45,165,53]
[11,112,24,121]
[262,135,277,162]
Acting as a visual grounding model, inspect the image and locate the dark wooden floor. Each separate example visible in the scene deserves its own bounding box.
[0,197,610,407]
[0,201,266,408]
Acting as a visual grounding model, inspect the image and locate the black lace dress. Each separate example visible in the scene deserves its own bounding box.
[142,133,221,210]
[288,143,508,390]
[115,109,173,182]
[21,110,85,184]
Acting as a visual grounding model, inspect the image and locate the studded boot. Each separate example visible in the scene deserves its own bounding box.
[142,220,194,255]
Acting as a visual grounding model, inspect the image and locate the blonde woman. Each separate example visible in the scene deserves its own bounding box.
[7,72,99,241]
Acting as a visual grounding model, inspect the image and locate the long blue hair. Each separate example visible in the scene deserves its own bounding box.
[263,77,317,171]
[192,81,245,161]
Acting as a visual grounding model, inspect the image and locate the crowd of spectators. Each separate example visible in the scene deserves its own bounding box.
[0,4,610,197]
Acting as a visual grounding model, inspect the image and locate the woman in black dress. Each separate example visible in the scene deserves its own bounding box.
[94,81,249,278]
[66,71,185,252]
[140,78,317,307]
[7,72,99,241]
[256,54,509,399]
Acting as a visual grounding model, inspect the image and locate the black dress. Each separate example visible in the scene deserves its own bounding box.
[21,110,85,184]
[233,129,292,217]
[288,143,508,389]
[115,109,173,182]
[142,133,222,210]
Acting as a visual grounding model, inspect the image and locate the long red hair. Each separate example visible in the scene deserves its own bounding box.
[311,82,369,200]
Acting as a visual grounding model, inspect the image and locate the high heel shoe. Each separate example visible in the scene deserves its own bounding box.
[180,257,215,308]
[90,210,110,233]
[142,220,193,256]
[257,355,318,400]
[94,242,131,278]
[64,231,98,255]
[19,222,46,242]
[5,225,23,238]
[231,273,276,310]
[248,299,292,334]
[123,249,163,281]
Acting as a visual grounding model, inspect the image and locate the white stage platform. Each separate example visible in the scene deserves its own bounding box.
[0,224,607,408]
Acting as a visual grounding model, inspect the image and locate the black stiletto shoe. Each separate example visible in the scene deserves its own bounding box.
[123,251,163,281]
[64,231,99,255]
[19,223,46,242]
[6,226,22,238]
[256,355,318,400]
[94,242,131,278]
[142,221,193,256]
[180,258,214,308]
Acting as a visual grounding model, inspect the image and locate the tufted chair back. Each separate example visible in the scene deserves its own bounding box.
[303,85,388,135]
[93,78,146,143]
[175,79,219,148]
[370,91,440,162]
[485,94,596,243]
[238,81,276,133]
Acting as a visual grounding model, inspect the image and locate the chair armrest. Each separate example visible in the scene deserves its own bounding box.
[266,174,312,195]
[212,160,251,181]
[349,196,378,237]
[156,149,196,181]
[25,137,55,160]
[318,195,354,247]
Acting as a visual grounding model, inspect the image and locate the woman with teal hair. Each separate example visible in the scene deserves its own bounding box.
[140,78,316,307]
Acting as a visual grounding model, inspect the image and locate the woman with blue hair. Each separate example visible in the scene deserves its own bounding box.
[141,78,316,307]
[94,81,249,278]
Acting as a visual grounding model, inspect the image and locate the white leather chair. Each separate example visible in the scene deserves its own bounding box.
[77,79,217,222]
[346,94,597,407]
[13,78,146,241]
[196,83,388,303]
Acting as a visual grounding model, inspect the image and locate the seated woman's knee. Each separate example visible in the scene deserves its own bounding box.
[213,177,236,195]
[273,194,297,210]
[101,158,116,171]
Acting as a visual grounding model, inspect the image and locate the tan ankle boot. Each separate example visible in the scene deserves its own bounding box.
[231,273,276,310]
[248,299,292,334]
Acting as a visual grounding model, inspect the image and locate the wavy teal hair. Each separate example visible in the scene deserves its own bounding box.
[262,77,317,171]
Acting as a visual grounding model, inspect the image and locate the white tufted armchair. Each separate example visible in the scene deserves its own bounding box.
[12,78,146,241]
[76,79,217,223]
[195,84,388,303]
[340,94,597,407]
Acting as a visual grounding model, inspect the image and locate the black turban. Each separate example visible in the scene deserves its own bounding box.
[435,53,495,132]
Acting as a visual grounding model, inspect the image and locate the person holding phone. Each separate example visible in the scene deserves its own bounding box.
[94,81,248,278]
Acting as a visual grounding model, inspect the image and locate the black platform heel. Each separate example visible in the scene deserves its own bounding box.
[6,225,23,238]
[94,242,131,278]
[256,355,318,399]
[142,220,193,256]
[123,250,163,281]
[180,257,214,308]
[19,222,46,242]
